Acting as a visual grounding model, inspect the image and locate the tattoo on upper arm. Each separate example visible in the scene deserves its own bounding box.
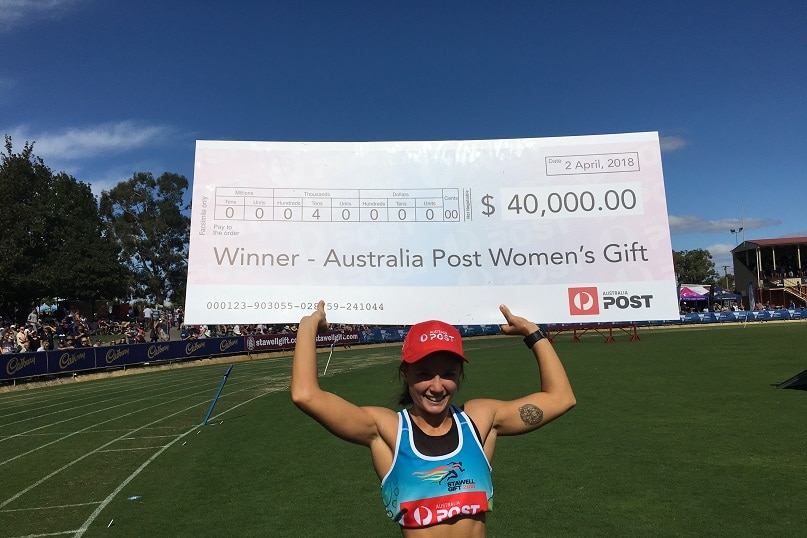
[519,404,544,426]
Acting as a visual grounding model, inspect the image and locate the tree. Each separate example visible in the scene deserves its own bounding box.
[0,136,51,307]
[45,172,131,301]
[99,172,190,306]
[673,249,720,284]
[0,136,130,318]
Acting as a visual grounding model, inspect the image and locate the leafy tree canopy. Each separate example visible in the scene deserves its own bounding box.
[46,172,131,300]
[0,136,130,317]
[673,248,720,285]
[99,172,190,305]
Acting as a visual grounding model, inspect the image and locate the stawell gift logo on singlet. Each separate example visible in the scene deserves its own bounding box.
[401,461,487,527]
[413,461,475,493]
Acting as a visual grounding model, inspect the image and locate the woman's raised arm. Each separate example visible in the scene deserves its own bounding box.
[468,304,576,438]
[290,301,389,446]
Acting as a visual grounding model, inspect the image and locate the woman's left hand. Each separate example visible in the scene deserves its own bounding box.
[498,304,539,337]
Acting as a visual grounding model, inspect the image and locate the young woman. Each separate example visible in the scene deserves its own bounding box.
[291,301,575,537]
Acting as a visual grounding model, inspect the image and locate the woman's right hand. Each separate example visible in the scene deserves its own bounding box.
[299,300,329,334]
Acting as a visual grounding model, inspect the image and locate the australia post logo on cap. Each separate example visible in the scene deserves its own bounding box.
[420,329,456,343]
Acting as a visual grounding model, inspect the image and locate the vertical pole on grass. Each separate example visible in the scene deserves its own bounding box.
[323,341,336,375]
[203,364,233,425]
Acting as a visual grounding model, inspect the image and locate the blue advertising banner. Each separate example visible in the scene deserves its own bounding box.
[380,327,407,343]
[177,339,214,359]
[1,352,48,380]
[143,342,176,363]
[457,324,501,337]
[99,344,145,368]
[52,347,96,374]
[2,311,805,383]
[358,327,406,344]
[215,337,246,356]
[174,337,245,359]
[0,337,249,382]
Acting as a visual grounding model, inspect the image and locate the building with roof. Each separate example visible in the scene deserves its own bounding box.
[731,237,807,308]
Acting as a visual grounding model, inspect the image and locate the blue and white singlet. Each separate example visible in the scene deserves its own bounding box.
[381,405,493,528]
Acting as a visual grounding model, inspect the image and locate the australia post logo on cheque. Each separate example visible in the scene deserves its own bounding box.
[568,286,655,315]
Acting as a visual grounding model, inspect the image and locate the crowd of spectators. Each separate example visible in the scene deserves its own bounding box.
[176,321,372,340]
[760,266,805,283]
[177,323,300,340]
[0,306,175,354]
[1,304,367,354]
[679,298,806,314]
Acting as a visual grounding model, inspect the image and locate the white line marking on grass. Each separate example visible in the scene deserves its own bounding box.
[5,362,308,533]
[122,435,178,439]
[0,377,181,420]
[0,371,202,411]
[96,447,166,452]
[0,376,204,434]
[0,399,204,510]
[1,501,101,512]
[0,394,189,467]
[71,426,200,538]
[2,375,282,513]
[8,531,79,537]
[74,387,284,537]
[89,426,197,433]
[0,379,230,466]
[0,428,193,440]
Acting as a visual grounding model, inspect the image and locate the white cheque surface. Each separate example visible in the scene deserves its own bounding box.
[186,133,679,325]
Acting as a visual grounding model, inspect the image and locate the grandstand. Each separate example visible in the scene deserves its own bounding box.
[731,236,807,308]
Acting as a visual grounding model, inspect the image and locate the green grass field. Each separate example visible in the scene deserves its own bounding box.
[1,322,805,537]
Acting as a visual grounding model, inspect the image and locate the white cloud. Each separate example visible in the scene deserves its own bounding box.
[705,242,736,270]
[668,215,780,235]
[659,135,688,153]
[0,0,84,28]
[5,121,179,197]
[8,121,173,160]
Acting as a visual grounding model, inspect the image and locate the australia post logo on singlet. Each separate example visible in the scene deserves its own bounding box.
[399,461,489,527]
[401,491,489,527]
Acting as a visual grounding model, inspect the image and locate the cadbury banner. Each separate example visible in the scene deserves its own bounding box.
[0,337,247,382]
[54,347,96,374]
[167,338,244,360]
[100,343,142,368]
[2,352,48,379]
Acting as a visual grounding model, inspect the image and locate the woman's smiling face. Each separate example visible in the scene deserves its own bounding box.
[404,352,464,414]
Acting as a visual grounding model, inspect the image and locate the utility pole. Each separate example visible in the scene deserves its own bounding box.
[722,265,731,290]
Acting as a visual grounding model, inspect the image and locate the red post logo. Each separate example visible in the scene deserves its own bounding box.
[568,287,600,315]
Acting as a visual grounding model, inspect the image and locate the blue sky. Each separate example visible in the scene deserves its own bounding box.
[2,0,805,272]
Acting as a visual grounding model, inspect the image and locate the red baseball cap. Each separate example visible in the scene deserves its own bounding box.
[401,320,466,364]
